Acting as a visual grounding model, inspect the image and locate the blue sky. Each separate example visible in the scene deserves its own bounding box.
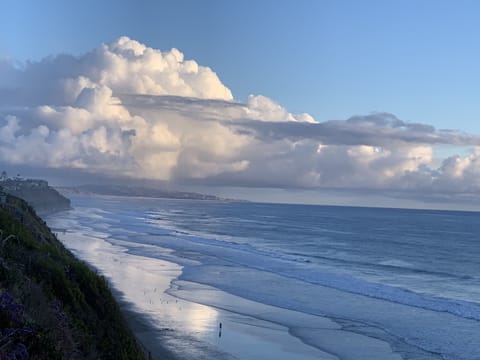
[2,0,480,133]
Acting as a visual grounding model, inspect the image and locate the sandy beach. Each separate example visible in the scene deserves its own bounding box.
[52,227,404,360]
[113,292,179,360]
[57,231,336,359]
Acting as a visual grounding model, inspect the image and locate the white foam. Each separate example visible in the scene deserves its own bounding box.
[119,231,480,323]
[378,259,415,268]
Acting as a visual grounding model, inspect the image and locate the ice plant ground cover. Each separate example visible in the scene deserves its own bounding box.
[0,291,32,360]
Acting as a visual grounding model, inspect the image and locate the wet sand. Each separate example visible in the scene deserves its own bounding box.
[57,232,340,359]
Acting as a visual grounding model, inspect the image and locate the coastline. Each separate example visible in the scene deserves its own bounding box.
[50,224,339,359]
[114,292,179,360]
[0,196,144,359]
[50,224,404,360]
[43,221,178,359]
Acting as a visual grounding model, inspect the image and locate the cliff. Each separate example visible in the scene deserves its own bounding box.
[0,194,145,359]
[0,178,71,214]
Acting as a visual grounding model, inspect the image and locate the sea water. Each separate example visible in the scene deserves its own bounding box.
[47,194,480,360]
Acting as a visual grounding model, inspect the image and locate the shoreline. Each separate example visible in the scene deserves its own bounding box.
[113,290,179,360]
[0,197,144,359]
[52,227,339,359]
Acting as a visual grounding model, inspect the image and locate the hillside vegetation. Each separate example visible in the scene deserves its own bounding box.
[0,195,145,359]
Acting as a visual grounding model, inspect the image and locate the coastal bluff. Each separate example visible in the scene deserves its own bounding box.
[0,194,145,359]
[0,177,70,214]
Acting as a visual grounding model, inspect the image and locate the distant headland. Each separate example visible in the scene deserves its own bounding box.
[0,172,71,214]
[58,183,247,202]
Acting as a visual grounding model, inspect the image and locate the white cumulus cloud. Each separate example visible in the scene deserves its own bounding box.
[1,36,480,203]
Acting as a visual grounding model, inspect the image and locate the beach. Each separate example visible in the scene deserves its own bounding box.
[56,231,343,359]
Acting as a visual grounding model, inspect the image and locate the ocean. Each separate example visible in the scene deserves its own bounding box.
[47,194,480,360]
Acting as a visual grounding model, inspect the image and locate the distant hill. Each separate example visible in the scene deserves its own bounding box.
[60,184,243,202]
[0,177,70,214]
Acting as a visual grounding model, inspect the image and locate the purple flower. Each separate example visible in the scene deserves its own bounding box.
[0,292,25,326]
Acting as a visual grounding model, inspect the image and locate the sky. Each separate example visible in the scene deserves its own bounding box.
[1,0,480,209]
